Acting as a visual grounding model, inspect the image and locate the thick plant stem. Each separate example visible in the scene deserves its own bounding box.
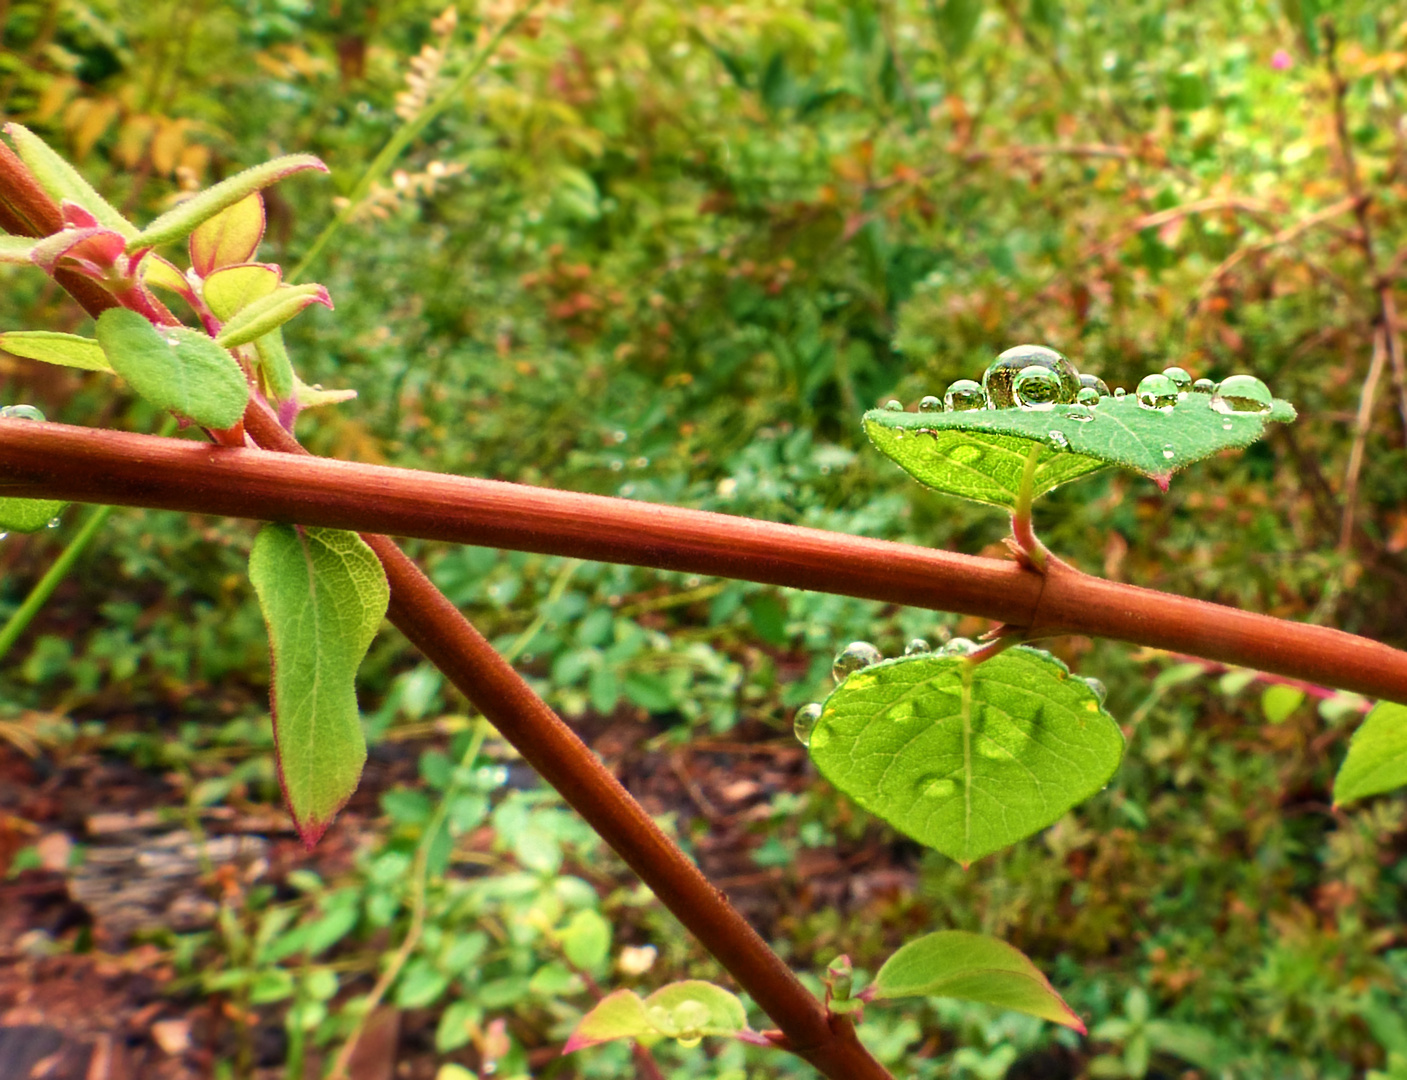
[5,418,1406,703]
[238,404,893,1080]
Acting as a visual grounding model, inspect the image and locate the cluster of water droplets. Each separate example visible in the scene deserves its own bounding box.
[792,635,976,747]
[880,345,1277,446]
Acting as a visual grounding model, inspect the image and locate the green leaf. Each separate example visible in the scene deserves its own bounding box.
[214,283,332,349]
[255,329,295,402]
[1334,702,1407,806]
[933,0,984,57]
[1261,683,1305,724]
[560,909,612,972]
[872,930,1084,1031]
[5,122,139,238]
[249,524,389,845]
[864,393,1296,509]
[0,331,112,373]
[95,309,249,429]
[0,496,64,533]
[564,981,756,1053]
[139,254,199,308]
[203,263,281,321]
[0,235,36,264]
[807,648,1124,865]
[128,154,327,252]
[189,193,266,276]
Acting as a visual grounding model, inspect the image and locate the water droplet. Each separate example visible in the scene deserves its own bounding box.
[0,533,8,541]
[883,399,903,412]
[1192,378,1216,394]
[1209,374,1273,415]
[46,517,60,529]
[647,1005,675,1033]
[833,641,882,682]
[944,379,987,411]
[939,637,977,657]
[904,638,930,655]
[1136,372,1179,411]
[982,345,1079,409]
[1076,387,1101,406]
[1082,677,1108,705]
[1048,429,1069,448]
[1014,365,1065,410]
[1113,387,1126,399]
[918,775,957,800]
[793,703,822,747]
[1162,444,1175,460]
[1221,419,1233,430]
[1078,373,1111,398]
[1066,403,1094,423]
[1162,366,1193,390]
[164,334,182,346]
[919,395,942,413]
[0,404,45,422]
[612,430,627,443]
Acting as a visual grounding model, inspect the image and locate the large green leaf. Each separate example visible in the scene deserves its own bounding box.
[128,154,326,252]
[873,930,1084,1031]
[5,123,138,238]
[95,309,249,429]
[249,525,389,845]
[1333,702,1407,806]
[863,393,1296,509]
[808,648,1123,865]
[563,981,758,1053]
[0,330,112,373]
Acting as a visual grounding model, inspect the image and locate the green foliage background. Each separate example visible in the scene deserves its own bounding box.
[2,0,1406,1077]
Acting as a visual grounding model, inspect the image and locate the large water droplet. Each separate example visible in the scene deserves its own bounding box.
[883,399,903,412]
[918,774,957,800]
[1078,373,1111,398]
[1014,365,1064,410]
[833,641,882,682]
[944,379,987,412]
[793,703,823,747]
[919,395,942,413]
[1162,366,1193,390]
[940,637,977,657]
[1192,378,1215,394]
[1136,372,1179,411]
[904,638,930,655]
[0,404,45,422]
[1076,387,1101,406]
[983,345,1080,409]
[1162,444,1175,460]
[1049,429,1069,448]
[1082,677,1108,705]
[1210,374,1273,415]
[1065,403,1094,423]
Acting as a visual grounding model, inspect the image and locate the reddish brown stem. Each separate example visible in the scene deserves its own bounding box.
[1,418,1406,704]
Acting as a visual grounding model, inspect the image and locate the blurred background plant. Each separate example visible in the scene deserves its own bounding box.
[1,0,1405,1077]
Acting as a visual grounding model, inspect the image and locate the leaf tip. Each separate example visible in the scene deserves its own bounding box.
[1153,473,1171,492]
[561,1032,593,1055]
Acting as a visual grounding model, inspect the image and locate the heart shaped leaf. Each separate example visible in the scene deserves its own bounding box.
[872,930,1084,1031]
[249,525,389,845]
[563,981,760,1053]
[0,331,112,373]
[189,193,266,277]
[95,309,249,429]
[1333,702,1407,806]
[807,648,1123,865]
[864,392,1296,509]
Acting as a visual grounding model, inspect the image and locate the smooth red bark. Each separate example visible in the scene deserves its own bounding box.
[2,417,1404,704]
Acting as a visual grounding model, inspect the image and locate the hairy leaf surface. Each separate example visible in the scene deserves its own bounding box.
[249,525,389,845]
[96,309,248,429]
[0,331,112,372]
[808,649,1123,864]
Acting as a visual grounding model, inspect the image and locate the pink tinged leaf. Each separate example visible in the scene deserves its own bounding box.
[562,990,652,1053]
[189,193,267,277]
[30,227,129,275]
[1154,473,1171,492]
[141,254,201,309]
[202,262,282,321]
[61,201,99,228]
